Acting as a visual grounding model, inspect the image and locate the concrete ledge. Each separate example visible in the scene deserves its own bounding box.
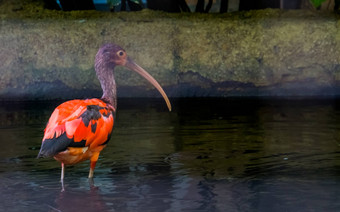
[1,4,340,99]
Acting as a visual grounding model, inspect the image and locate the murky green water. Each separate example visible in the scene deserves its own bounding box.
[0,98,339,212]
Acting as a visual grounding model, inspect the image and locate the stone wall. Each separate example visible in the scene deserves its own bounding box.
[1,3,340,99]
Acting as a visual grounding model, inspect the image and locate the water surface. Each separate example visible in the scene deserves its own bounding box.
[0,98,339,212]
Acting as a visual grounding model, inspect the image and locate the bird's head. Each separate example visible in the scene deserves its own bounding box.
[95,44,171,111]
[95,43,128,67]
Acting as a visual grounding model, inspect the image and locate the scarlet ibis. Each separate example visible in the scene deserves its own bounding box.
[37,44,171,183]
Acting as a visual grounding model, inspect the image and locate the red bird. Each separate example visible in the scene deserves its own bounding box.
[37,44,171,183]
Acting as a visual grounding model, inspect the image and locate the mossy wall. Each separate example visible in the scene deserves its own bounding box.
[1,2,340,100]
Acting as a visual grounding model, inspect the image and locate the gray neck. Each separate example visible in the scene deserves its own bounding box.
[95,62,117,109]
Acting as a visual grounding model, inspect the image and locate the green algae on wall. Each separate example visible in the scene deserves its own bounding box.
[0,2,340,99]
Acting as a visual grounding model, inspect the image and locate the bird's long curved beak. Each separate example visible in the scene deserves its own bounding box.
[124,57,172,111]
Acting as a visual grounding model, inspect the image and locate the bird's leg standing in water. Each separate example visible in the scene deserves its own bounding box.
[61,163,65,192]
[88,152,100,178]
[88,177,95,189]
[88,166,95,178]
[88,160,97,178]
[61,163,65,180]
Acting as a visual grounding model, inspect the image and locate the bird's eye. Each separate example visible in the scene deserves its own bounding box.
[117,50,125,57]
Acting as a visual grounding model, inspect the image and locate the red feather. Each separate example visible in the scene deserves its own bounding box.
[42,98,115,151]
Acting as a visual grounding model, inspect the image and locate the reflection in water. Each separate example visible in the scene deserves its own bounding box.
[0,98,339,212]
[52,186,108,212]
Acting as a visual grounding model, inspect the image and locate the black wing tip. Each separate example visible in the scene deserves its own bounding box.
[36,147,45,159]
[36,153,43,159]
[38,134,72,159]
[36,148,54,159]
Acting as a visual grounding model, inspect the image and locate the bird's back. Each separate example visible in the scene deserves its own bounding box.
[38,99,115,159]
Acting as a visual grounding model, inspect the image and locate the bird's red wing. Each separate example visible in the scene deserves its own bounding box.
[42,99,114,152]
